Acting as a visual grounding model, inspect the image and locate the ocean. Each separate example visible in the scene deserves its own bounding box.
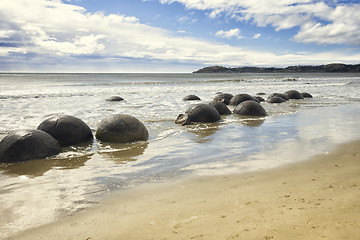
[1,72,360,237]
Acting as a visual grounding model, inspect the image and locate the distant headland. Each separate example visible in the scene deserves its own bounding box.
[193,63,360,73]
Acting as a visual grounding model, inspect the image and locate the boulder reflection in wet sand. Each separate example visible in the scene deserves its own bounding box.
[184,123,220,144]
[0,155,91,177]
[100,142,148,164]
[238,116,266,127]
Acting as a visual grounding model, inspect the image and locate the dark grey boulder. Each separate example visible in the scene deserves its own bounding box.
[254,96,265,102]
[209,101,231,115]
[284,90,304,99]
[301,92,313,98]
[37,115,93,147]
[175,104,221,125]
[213,93,233,105]
[0,130,61,163]
[229,94,259,106]
[106,96,124,101]
[183,95,201,101]
[233,100,267,116]
[96,114,149,143]
[268,93,289,101]
[267,96,286,103]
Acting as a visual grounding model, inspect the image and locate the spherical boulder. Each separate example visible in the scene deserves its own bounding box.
[267,96,286,103]
[175,104,221,125]
[301,92,313,98]
[96,114,149,143]
[213,93,233,105]
[37,115,93,147]
[233,100,267,116]
[229,94,259,106]
[283,90,304,100]
[106,96,124,101]
[209,101,231,115]
[268,93,289,101]
[183,95,201,101]
[0,130,61,163]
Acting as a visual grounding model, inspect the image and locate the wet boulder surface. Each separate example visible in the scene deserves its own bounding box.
[284,90,304,100]
[233,100,267,116]
[37,115,93,147]
[209,101,232,115]
[0,130,61,163]
[183,95,201,101]
[213,93,233,105]
[175,104,221,125]
[96,114,149,143]
[268,93,289,101]
[301,92,313,98]
[229,94,259,106]
[106,96,124,101]
[267,96,286,103]
[254,96,265,102]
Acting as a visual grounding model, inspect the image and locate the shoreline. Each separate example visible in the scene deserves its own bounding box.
[8,139,360,240]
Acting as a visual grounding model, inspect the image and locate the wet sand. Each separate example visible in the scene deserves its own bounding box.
[9,140,360,240]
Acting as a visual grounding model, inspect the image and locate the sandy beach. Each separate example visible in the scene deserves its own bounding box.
[8,140,360,240]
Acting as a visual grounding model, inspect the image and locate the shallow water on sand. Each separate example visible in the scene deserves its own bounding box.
[0,72,360,237]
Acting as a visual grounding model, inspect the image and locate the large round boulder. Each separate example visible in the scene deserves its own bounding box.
[213,93,233,105]
[233,100,267,116]
[96,114,149,143]
[229,94,259,106]
[283,90,304,100]
[37,115,93,147]
[268,93,289,101]
[209,101,231,115]
[175,104,221,125]
[0,130,61,163]
[183,95,201,101]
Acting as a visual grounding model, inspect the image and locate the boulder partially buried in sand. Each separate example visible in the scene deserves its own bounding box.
[267,96,286,104]
[229,94,259,106]
[38,115,93,147]
[209,101,232,115]
[175,104,221,125]
[183,95,201,101]
[254,96,265,102]
[0,130,61,163]
[268,93,289,101]
[96,114,149,143]
[106,96,124,101]
[284,90,304,100]
[301,92,313,98]
[213,93,233,105]
[233,100,267,116]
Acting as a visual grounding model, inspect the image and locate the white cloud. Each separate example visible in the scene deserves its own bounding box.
[1,0,360,72]
[252,33,261,39]
[161,0,360,46]
[215,28,243,39]
[177,15,198,24]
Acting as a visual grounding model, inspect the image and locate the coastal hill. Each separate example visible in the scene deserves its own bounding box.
[193,63,360,73]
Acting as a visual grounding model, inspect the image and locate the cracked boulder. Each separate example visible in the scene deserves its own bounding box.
[37,115,93,147]
[0,130,61,163]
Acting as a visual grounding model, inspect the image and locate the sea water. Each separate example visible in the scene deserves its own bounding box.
[0,72,360,237]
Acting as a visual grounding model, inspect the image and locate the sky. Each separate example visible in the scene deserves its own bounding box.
[1,0,360,72]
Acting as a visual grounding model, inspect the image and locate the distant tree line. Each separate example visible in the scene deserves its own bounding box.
[193,63,360,73]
